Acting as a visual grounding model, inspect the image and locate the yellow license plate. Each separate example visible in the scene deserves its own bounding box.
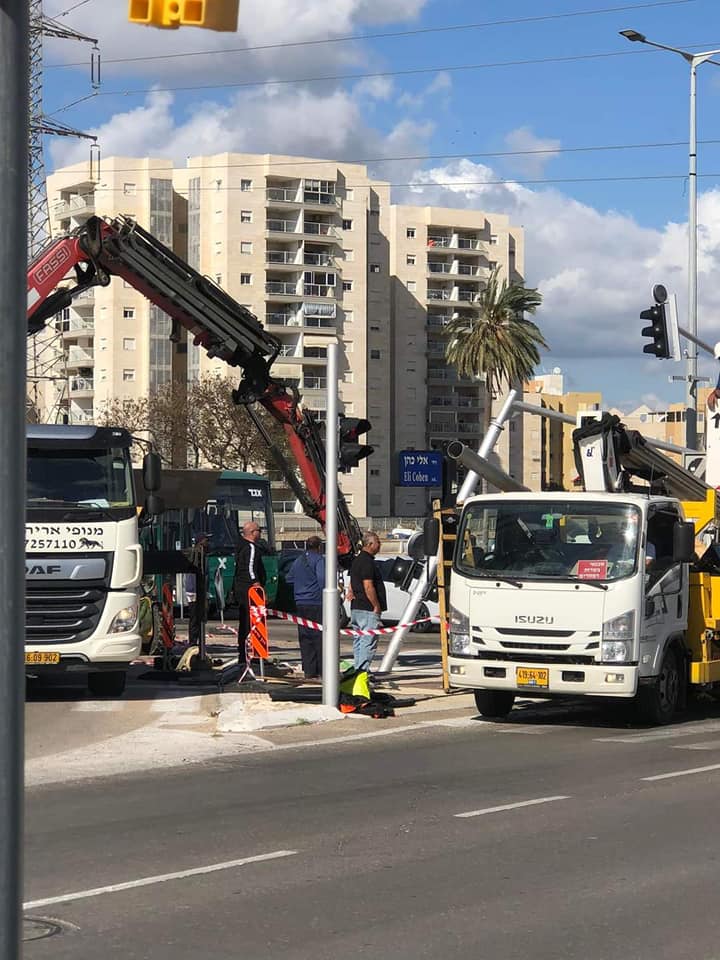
[25,651,61,665]
[516,667,549,689]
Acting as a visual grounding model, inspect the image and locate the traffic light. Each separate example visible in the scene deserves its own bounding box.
[338,417,373,471]
[128,0,239,31]
[640,283,671,359]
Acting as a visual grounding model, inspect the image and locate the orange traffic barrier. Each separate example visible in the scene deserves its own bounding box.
[248,584,268,660]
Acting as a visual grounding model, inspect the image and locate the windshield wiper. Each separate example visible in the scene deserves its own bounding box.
[476,573,524,588]
[563,575,608,591]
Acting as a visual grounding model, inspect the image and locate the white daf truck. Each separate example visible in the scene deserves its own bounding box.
[446,413,720,724]
[25,424,160,696]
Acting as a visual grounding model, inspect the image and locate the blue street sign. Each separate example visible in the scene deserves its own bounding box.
[398,450,443,487]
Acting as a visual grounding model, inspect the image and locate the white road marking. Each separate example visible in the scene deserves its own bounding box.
[497,725,562,735]
[454,795,571,819]
[672,739,720,751]
[642,763,720,782]
[595,720,720,744]
[150,696,201,714]
[23,850,297,910]
[72,701,123,712]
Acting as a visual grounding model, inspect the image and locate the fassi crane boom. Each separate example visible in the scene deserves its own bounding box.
[27,215,361,559]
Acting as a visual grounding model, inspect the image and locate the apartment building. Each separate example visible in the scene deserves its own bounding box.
[44,153,526,520]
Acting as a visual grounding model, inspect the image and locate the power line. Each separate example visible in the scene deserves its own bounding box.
[46,0,696,69]
[88,43,720,99]
[53,137,720,176]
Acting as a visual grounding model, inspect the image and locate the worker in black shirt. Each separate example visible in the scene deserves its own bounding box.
[349,530,386,672]
[232,520,266,665]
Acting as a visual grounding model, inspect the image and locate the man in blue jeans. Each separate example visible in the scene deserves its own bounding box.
[349,531,386,673]
[287,536,325,680]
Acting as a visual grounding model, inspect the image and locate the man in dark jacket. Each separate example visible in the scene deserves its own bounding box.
[349,530,386,672]
[232,520,266,665]
[287,535,325,680]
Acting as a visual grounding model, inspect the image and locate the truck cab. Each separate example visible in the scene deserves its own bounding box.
[448,491,693,723]
[25,425,144,696]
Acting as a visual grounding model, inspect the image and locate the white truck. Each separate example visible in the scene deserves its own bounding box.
[446,413,720,724]
[25,424,161,696]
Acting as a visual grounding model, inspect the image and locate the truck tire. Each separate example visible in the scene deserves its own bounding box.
[636,645,680,725]
[88,670,127,698]
[474,689,515,719]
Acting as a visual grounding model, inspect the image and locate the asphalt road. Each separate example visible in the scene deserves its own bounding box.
[23,696,720,959]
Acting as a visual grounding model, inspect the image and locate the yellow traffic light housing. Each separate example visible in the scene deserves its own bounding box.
[128,0,239,31]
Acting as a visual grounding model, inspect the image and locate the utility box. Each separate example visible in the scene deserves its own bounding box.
[128,0,239,31]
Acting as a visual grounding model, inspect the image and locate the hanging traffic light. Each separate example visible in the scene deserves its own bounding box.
[338,417,373,471]
[128,0,239,31]
[640,283,674,360]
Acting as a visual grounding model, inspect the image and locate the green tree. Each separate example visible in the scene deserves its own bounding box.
[444,267,547,438]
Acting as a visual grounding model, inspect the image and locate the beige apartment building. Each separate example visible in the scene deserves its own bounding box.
[44,153,525,520]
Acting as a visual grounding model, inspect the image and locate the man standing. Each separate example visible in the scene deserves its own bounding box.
[349,530,386,673]
[232,520,266,665]
[287,535,325,680]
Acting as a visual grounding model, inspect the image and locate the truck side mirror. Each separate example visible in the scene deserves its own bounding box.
[142,451,162,494]
[673,521,695,563]
[422,517,440,558]
[144,493,164,518]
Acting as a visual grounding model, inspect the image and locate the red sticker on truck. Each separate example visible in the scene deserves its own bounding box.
[577,560,608,580]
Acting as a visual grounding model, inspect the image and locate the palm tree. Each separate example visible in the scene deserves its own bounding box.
[444,267,547,441]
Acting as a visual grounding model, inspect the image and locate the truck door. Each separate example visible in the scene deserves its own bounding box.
[641,507,686,675]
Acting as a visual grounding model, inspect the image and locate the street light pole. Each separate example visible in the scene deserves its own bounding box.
[620,30,720,451]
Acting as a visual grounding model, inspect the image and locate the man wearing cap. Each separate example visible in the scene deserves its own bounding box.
[232,520,266,667]
[287,536,326,680]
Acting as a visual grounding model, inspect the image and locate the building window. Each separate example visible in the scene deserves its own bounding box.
[240,273,252,285]
[407,280,416,291]
[345,188,354,200]
[370,264,381,274]
[370,349,381,360]
[241,210,252,223]
[342,218,353,230]
[342,279,353,292]
[123,337,136,351]
[344,340,354,353]
[343,249,354,261]
[406,254,416,265]
[122,369,135,382]
[343,372,354,383]
[123,183,136,196]
[122,307,135,320]
[240,179,252,192]
[344,310,353,323]
[406,227,416,239]
[370,323,380,331]
[240,241,253,254]
[370,468,380,477]
[490,234,498,245]
[488,260,497,270]
[215,274,222,285]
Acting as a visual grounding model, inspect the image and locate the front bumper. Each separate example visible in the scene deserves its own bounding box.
[25,631,141,674]
[448,656,639,698]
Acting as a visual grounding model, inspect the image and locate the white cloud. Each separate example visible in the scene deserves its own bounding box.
[397,71,453,109]
[401,158,720,367]
[353,76,395,100]
[503,126,561,176]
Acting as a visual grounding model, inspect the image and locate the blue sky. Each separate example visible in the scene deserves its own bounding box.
[42,0,720,412]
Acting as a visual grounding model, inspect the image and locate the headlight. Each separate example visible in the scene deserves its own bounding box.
[449,605,471,655]
[601,611,635,662]
[109,603,139,634]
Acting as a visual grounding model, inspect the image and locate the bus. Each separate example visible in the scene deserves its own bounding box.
[139,469,278,610]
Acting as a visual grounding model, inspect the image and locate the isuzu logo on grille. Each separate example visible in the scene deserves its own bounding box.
[515,615,555,624]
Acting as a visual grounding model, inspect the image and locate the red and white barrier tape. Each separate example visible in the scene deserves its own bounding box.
[213,608,433,637]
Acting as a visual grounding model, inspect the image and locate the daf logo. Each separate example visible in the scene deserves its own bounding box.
[26,564,61,576]
[515,615,555,625]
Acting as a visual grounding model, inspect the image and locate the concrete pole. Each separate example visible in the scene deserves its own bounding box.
[379,389,519,674]
[322,343,339,707]
[0,0,28,954]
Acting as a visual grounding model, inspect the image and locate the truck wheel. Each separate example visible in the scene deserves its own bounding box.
[411,602,433,633]
[473,690,515,719]
[88,671,127,698]
[636,646,680,725]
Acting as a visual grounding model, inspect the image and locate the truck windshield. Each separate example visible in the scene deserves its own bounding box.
[27,446,134,509]
[456,500,641,583]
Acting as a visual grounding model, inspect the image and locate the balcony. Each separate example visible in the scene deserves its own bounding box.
[457,263,481,276]
[427,313,451,328]
[59,317,94,337]
[302,221,337,239]
[266,281,299,297]
[67,346,94,367]
[69,376,94,395]
[52,192,95,221]
[267,187,300,204]
[304,251,334,267]
[303,376,327,390]
[427,288,452,302]
[427,422,455,434]
[427,235,452,248]
[68,409,94,424]
[265,311,301,327]
[457,290,479,302]
[266,250,298,265]
[427,261,452,274]
[302,316,336,329]
[303,191,339,208]
[266,218,297,234]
